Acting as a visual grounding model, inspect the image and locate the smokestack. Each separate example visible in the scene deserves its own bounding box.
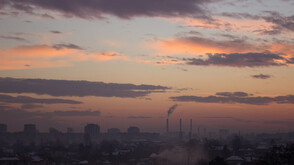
[190,119,192,132]
[180,118,182,132]
[189,119,192,139]
[166,118,169,133]
[179,118,183,139]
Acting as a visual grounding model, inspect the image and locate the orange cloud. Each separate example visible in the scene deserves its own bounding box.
[270,43,294,57]
[88,51,128,61]
[156,16,294,56]
[149,37,266,56]
[135,58,182,65]
[1,45,78,58]
[148,35,294,59]
[0,45,127,70]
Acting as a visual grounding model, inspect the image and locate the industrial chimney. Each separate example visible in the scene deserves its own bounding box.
[166,118,169,133]
[189,119,192,139]
[179,118,183,139]
[190,119,192,132]
[180,118,182,132]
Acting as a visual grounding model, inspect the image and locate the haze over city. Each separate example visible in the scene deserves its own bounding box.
[0,0,294,134]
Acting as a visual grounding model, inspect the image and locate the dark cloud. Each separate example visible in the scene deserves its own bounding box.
[176,31,203,37]
[50,30,62,34]
[263,11,294,32]
[218,34,241,40]
[0,0,218,19]
[254,26,283,35]
[0,104,11,109]
[52,43,83,50]
[221,12,261,20]
[21,103,44,109]
[40,13,54,19]
[251,74,272,79]
[184,52,286,67]
[220,11,294,35]
[128,116,152,119]
[170,92,294,105]
[0,77,170,98]
[286,57,294,64]
[0,94,82,104]
[0,35,28,42]
[216,92,249,97]
[178,36,255,51]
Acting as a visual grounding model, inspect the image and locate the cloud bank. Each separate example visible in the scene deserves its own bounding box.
[170,92,294,105]
[184,52,287,67]
[0,94,82,104]
[0,0,217,19]
[251,74,272,79]
[0,77,170,98]
[0,44,128,70]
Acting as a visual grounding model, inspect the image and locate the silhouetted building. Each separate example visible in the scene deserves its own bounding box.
[219,129,229,139]
[24,124,37,134]
[107,128,120,134]
[0,124,7,133]
[84,124,100,136]
[67,127,74,133]
[49,128,61,134]
[127,126,140,134]
[84,124,100,145]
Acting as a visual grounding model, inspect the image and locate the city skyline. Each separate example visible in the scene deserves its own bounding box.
[0,0,294,133]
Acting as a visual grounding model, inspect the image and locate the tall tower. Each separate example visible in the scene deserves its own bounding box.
[179,118,183,139]
[166,118,169,133]
[189,119,192,139]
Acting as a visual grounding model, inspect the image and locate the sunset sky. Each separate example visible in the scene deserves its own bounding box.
[0,0,294,134]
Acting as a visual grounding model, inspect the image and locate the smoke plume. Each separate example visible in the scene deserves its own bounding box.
[167,104,178,117]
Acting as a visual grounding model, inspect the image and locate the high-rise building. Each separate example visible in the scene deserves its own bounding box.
[67,127,74,133]
[84,124,100,136]
[127,126,140,134]
[24,124,37,134]
[0,124,7,133]
[219,129,229,139]
[49,128,60,134]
